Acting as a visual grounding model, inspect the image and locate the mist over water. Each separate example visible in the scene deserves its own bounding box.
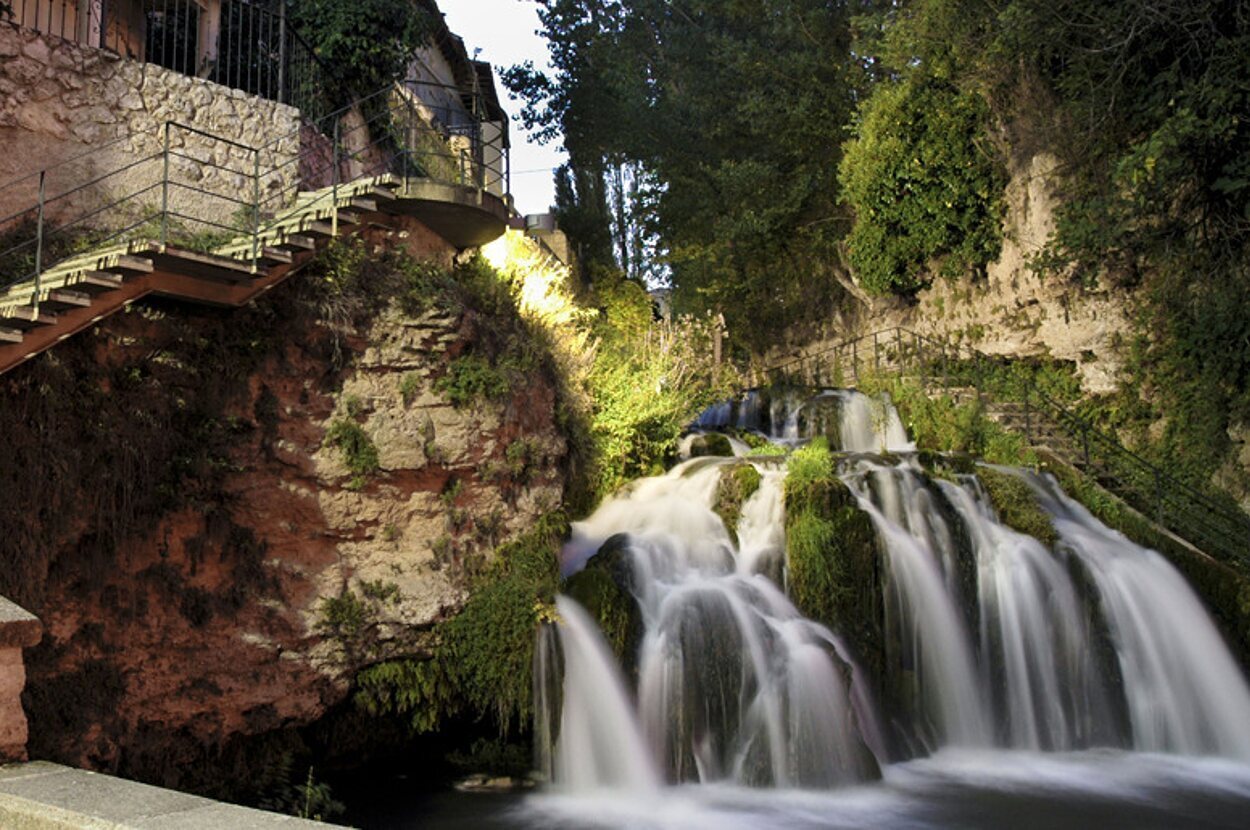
[525,388,1250,828]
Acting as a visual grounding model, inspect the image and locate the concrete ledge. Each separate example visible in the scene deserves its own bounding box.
[0,763,346,829]
[0,598,41,650]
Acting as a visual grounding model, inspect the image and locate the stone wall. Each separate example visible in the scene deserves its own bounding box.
[0,598,41,764]
[0,24,301,249]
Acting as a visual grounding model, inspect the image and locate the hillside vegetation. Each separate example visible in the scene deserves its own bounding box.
[510,0,1250,503]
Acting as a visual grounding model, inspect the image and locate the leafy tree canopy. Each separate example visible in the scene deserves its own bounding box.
[506,0,875,352]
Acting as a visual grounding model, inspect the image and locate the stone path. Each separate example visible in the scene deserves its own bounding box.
[0,762,346,829]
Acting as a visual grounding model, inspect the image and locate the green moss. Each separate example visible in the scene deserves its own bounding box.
[747,443,788,457]
[713,462,763,543]
[688,433,734,458]
[782,448,885,687]
[977,467,1059,548]
[565,534,642,666]
[324,418,379,489]
[351,511,569,737]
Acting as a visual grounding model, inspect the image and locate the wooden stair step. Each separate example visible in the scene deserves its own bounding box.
[227,246,294,267]
[307,216,360,237]
[111,255,155,274]
[0,305,56,329]
[274,234,316,252]
[141,244,260,283]
[0,327,23,344]
[43,289,92,311]
[74,271,125,293]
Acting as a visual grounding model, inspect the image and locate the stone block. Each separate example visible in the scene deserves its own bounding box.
[0,599,40,765]
[20,39,49,66]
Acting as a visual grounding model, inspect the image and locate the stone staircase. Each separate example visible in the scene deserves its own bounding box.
[0,175,405,375]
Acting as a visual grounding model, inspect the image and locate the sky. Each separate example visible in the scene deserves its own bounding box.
[439,1,567,216]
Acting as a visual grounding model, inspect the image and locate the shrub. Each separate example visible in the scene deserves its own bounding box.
[840,78,1005,294]
[324,418,380,489]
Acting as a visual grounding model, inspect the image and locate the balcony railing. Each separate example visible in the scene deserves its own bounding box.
[10,0,331,121]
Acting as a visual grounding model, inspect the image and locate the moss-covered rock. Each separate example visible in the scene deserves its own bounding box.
[713,462,763,545]
[563,533,644,678]
[783,446,886,692]
[727,428,771,450]
[915,449,977,479]
[976,466,1059,548]
[688,432,735,458]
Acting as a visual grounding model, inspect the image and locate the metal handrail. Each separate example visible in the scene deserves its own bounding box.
[0,72,511,308]
[764,325,1250,570]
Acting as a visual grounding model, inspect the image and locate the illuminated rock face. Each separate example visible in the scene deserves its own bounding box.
[2,227,567,787]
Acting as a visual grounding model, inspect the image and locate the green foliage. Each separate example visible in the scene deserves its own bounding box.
[398,373,422,406]
[354,658,452,734]
[436,355,511,408]
[352,512,568,737]
[713,462,763,543]
[786,437,836,490]
[324,417,379,489]
[508,0,865,348]
[840,78,1006,294]
[860,375,1037,467]
[359,579,401,605]
[976,467,1058,548]
[256,757,345,822]
[318,589,368,637]
[290,0,433,106]
[585,271,738,500]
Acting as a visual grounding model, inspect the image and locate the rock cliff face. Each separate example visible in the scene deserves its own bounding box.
[881,151,1132,394]
[0,225,566,788]
[778,151,1134,395]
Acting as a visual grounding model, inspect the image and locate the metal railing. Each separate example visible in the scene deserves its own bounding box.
[765,326,1250,571]
[10,1,331,119]
[0,78,511,308]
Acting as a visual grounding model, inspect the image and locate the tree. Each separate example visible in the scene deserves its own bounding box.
[506,1,872,352]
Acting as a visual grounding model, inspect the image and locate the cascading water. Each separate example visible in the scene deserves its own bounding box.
[524,387,1250,828]
[543,456,882,790]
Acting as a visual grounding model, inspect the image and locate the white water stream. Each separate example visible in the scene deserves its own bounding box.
[525,388,1250,828]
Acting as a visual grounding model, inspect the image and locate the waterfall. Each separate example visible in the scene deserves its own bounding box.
[536,387,1250,803]
[1022,470,1250,758]
[540,596,662,791]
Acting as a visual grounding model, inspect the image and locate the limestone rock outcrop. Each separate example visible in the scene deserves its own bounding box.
[0,228,567,787]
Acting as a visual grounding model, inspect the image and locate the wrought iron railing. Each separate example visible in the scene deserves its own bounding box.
[0,78,511,305]
[10,1,331,119]
[765,326,1250,571]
